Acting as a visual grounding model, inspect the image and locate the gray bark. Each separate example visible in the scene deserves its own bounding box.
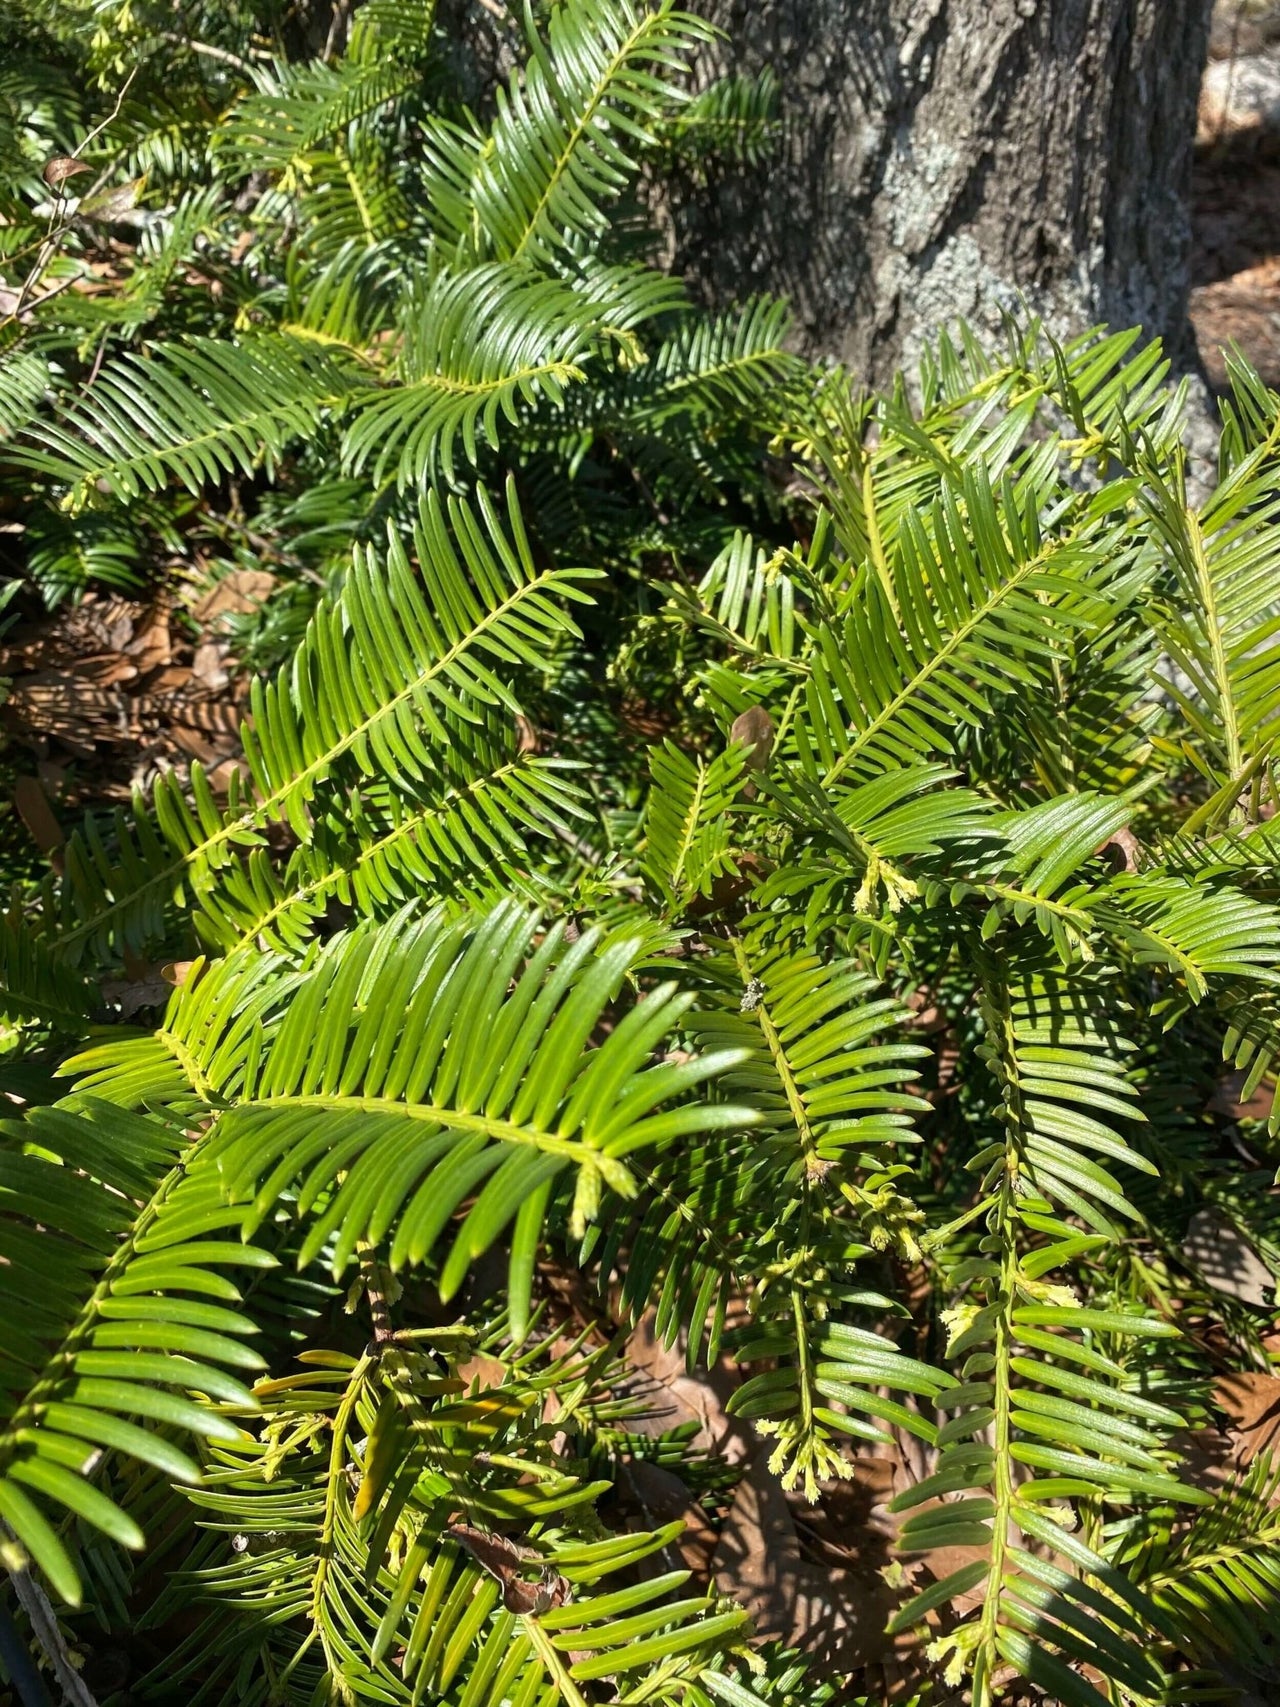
[668,0,1214,385]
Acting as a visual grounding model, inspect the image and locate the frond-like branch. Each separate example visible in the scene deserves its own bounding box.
[341,267,593,486]
[890,952,1204,1707]
[0,1099,270,1603]
[72,902,752,1337]
[185,1329,751,1703]
[1141,372,1280,791]
[422,0,713,264]
[215,0,434,183]
[36,482,595,966]
[15,335,363,510]
[641,738,747,913]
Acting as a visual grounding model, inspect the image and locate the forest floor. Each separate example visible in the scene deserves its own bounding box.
[1192,0,1280,388]
[1192,149,1280,391]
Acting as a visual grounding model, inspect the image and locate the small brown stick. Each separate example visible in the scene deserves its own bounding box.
[7,68,139,327]
[322,0,353,61]
[357,1242,396,1347]
[155,32,252,72]
[85,332,109,390]
[3,1561,100,1707]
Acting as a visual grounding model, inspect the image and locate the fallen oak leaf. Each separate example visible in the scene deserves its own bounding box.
[1215,1370,1280,1466]
[447,1524,570,1614]
[1207,1067,1276,1122]
[192,567,275,623]
[1095,824,1141,874]
[1185,1209,1274,1307]
[42,154,91,190]
[13,774,64,860]
[711,1445,901,1671]
[729,705,775,773]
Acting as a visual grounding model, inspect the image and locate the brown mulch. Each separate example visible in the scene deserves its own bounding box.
[1192,3,1280,389]
[1192,155,1280,390]
[0,569,272,847]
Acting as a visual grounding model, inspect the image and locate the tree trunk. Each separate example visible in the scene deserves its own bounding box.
[669,0,1214,385]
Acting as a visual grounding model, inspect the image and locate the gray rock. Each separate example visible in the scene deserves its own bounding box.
[1200,48,1280,142]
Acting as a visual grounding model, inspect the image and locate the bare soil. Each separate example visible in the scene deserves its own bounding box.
[1192,2,1280,388]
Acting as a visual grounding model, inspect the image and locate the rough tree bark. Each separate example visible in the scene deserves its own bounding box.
[668,0,1214,385]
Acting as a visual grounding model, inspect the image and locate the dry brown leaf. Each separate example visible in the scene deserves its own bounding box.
[68,652,139,686]
[207,757,250,795]
[615,1459,720,1578]
[910,1542,991,1610]
[454,1354,509,1391]
[711,1448,801,1637]
[711,1449,901,1671]
[100,969,175,1018]
[447,1525,570,1615]
[143,666,194,697]
[183,701,245,733]
[797,1455,898,1554]
[623,1315,749,1462]
[101,608,135,652]
[1095,825,1141,873]
[169,724,222,764]
[0,587,251,785]
[162,703,243,766]
[1207,1067,1276,1121]
[1185,1210,1275,1306]
[1171,1425,1237,1496]
[684,853,765,919]
[13,775,64,855]
[625,1317,905,1668]
[729,705,775,772]
[192,568,275,623]
[42,154,91,189]
[1181,1372,1280,1488]
[190,641,230,693]
[1216,1370,1280,1448]
[126,614,172,673]
[5,673,130,746]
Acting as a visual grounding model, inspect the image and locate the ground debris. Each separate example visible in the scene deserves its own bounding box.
[1,589,252,828]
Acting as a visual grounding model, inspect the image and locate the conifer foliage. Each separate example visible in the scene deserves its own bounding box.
[2,4,1280,1705]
